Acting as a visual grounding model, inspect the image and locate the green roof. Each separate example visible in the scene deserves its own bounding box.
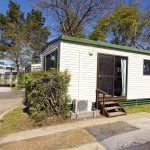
[44,35,150,55]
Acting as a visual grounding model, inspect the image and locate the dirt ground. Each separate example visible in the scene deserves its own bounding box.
[0,129,96,150]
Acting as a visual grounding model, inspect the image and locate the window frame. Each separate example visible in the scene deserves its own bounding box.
[97,53,128,98]
[143,59,150,75]
[45,50,58,71]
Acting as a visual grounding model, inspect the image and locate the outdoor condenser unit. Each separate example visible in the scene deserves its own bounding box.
[73,100,89,113]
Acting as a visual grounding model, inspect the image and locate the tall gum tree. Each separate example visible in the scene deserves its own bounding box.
[89,4,150,49]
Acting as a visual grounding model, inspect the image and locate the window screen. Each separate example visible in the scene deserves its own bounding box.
[46,54,50,70]
[50,51,57,69]
[144,60,150,75]
[99,55,114,76]
[45,50,58,70]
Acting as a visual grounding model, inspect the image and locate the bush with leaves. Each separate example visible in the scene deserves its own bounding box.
[25,70,71,123]
[17,73,25,90]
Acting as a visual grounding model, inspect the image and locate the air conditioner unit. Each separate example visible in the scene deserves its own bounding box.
[73,100,89,113]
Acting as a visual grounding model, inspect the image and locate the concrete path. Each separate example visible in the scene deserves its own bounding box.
[63,142,106,150]
[0,87,11,92]
[0,112,150,145]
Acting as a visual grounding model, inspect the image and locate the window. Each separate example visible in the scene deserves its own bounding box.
[43,56,46,70]
[144,60,150,75]
[45,50,58,70]
[46,54,50,70]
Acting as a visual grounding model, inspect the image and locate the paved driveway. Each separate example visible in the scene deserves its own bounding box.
[0,88,24,115]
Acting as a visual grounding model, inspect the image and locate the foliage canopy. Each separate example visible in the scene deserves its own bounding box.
[89,4,150,49]
[0,0,50,71]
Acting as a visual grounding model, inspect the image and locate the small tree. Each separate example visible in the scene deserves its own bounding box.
[25,70,71,122]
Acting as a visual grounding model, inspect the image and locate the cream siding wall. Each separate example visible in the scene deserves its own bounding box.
[59,42,80,99]
[60,42,150,103]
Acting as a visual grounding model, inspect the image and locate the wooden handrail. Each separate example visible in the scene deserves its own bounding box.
[96,88,107,115]
[96,88,108,95]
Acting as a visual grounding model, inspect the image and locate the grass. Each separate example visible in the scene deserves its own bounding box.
[11,85,18,92]
[0,107,70,136]
[0,107,33,135]
[125,104,150,114]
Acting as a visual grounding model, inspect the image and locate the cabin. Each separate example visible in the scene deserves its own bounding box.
[0,65,16,75]
[25,63,42,72]
[0,65,17,86]
[41,35,150,117]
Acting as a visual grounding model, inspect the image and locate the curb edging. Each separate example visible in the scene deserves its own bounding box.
[0,106,18,121]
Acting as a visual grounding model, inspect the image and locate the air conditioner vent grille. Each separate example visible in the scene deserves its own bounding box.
[77,100,88,112]
[73,100,89,112]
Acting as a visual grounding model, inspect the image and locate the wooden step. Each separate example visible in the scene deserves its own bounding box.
[105,106,121,111]
[100,101,117,105]
[109,112,126,117]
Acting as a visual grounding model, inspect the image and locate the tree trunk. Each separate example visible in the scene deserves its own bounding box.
[16,60,20,73]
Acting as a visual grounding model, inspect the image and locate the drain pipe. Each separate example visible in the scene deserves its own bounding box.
[78,49,81,100]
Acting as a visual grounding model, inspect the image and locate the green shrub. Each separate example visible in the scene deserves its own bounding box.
[25,70,71,122]
[17,73,25,90]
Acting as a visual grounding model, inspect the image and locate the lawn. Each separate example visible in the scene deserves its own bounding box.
[125,104,150,114]
[0,107,69,136]
[0,107,33,135]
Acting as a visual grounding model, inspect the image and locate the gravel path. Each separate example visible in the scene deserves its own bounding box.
[123,141,150,150]
[101,129,150,150]
[100,117,150,150]
[85,121,137,141]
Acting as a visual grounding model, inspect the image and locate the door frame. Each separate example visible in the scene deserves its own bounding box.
[97,53,128,100]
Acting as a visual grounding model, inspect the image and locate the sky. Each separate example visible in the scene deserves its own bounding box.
[0,0,149,14]
[0,0,32,15]
[0,0,149,65]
